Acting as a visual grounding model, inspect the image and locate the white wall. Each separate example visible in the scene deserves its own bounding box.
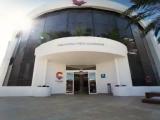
[113,86,160,96]
[0,86,159,97]
[96,60,117,93]
[0,87,51,97]
[115,56,132,86]
[0,87,32,97]
[32,57,48,86]
[46,62,66,94]
[96,56,132,94]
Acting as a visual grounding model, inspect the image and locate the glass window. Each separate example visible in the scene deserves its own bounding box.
[115,17,133,39]
[88,72,96,81]
[88,72,96,94]
[44,11,68,33]
[29,17,46,43]
[68,10,93,35]
[93,11,116,36]
[131,25,157,86]
[67,73,74,80]
[66,72,74,94]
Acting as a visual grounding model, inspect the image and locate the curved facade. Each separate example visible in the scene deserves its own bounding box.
[0,0,159,96]
[4,8,158,87]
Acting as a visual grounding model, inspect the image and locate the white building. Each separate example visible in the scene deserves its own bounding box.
[0,0,160,97]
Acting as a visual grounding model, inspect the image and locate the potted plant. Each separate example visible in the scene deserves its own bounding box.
[32,85,51,97]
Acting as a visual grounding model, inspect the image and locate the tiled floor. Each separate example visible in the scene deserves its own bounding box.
[0,95,159,120]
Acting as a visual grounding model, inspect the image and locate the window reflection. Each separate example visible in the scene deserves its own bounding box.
[123,38,138,55]
[68,10,93,34]
[44,11,68,33]
[93,11,116,36]
[88,72,96,94]
[66,73,74,94]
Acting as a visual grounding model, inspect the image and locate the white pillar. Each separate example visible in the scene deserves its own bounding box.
[114,59,121,85]
[32,57,48,86]
[115,56,132,87]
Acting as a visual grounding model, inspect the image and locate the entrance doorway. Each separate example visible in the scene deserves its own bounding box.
[66,65,97,95]
[66,70,97,94]
[74,72,88,94]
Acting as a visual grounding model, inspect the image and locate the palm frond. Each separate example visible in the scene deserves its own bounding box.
[123,5,138,16]
[144,16,160,34]
[123,0,160,34]
[131,0,159,8]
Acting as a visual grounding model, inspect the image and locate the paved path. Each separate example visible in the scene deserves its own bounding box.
[0,95,159,120]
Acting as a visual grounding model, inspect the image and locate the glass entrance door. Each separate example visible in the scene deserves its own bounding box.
[66,72,74,94]
[74,72,89,94]
[88,72,97,94]
[66,70,97,95]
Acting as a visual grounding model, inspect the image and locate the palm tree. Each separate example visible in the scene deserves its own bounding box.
[123,0,160,34]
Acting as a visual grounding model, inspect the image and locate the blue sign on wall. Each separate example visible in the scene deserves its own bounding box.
[101,74,106,79]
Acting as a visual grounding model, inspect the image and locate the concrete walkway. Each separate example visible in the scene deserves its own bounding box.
[0,95,159,120]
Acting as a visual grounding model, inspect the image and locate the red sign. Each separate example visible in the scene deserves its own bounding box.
[73,0,86,6]
[56,72,63,80]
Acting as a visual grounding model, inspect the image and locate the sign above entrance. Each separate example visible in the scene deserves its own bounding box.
[58,42,104,47]
[73,0,86,6]
[35,37,127,58]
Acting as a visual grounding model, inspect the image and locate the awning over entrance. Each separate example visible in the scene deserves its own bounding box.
[32,37,132,89]
[35,37,128,59]
[46,52,120,65]
[34,37,127,64]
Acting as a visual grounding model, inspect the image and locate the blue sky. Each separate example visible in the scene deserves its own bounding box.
[113,0,131,6]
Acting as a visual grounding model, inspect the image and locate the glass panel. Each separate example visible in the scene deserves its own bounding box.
[66,73,74,94]
[115,17,133,39]
[88,72,96,94]
[44,11,68,33]
[93,11,116,36]
[131,25,157,86]
[88,72,96,80]
[6,17,45,86]
[68,10,93,35]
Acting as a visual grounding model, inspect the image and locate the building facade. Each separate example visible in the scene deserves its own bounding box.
[0,0,160,96]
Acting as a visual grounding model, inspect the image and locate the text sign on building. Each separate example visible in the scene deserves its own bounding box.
[57,42,105,47]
